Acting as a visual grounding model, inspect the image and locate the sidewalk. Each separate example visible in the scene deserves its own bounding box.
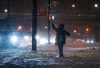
[0,48,100,68]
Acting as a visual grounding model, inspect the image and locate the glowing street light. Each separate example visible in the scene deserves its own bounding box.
[4,9,8,12]
[18,26,22,31]
[73,30,77,39]
[52,0,58,7]
[74,30,77,33]
[72,4,75,8]
[86,28,89,32]
[94,4,98,8]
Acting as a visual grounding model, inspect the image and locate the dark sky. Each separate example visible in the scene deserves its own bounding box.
[0,0,100,21]
[0,0,32,12]
[0,0,100,30]
[0,0,100,12]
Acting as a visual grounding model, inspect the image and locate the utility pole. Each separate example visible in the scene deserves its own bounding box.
[32,0,37,51]
[48,0,51,44]
[6,0,10,29]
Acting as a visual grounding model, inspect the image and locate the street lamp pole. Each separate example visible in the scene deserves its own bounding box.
[32,0,37,51]
[48,0,51,44]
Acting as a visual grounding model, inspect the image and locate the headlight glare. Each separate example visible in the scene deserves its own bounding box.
[10,35,18,45]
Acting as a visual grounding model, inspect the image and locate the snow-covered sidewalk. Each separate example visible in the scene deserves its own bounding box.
[0,47,100,68]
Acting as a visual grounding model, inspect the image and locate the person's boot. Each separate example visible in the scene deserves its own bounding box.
[59,52,65,58]
[60,55,65,58]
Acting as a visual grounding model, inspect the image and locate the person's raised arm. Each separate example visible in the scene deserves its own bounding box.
[52,22,57,31]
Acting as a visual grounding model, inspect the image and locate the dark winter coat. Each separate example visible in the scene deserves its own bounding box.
[52,23,70,44]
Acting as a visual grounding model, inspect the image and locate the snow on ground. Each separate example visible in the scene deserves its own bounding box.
[0,44,100,68]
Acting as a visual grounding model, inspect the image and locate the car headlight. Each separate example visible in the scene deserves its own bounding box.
[35,35,40,41]
[86,40,90,43]
[86,40,94,43]
[10,35,18,45]
[91,40,94,43]
[24,35,30,40]
[39,38,48,45]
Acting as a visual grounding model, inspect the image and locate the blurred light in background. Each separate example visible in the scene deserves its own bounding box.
[74,30,77,33]
[52,15,55,20]
[39,38,48,45]
[86,40,94,43]
[10,35,18,45]
[86,40,90,43]
[35,34,55,45]
[35,35,40,40]
[18,26,22,31]
[91,40,94,43]
[94,4,98,8]
[4,9,8,12]
[72,4,75,7]
[20,35,32,47]
[24,35,30,40]
[86,28,89,32]
[50,38,55,44]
